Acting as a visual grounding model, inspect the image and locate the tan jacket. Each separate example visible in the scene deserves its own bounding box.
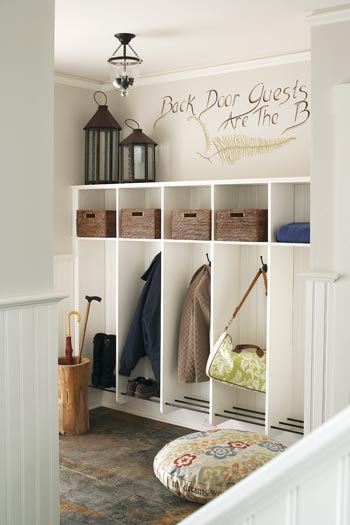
[178,264,211,383]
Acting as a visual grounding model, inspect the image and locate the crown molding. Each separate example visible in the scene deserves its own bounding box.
[307,5,350,27]
[108,51,310,89]
[55,51,310,91]
[54,73,104,91]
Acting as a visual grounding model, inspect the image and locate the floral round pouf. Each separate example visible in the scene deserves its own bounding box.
[153,428,286,504]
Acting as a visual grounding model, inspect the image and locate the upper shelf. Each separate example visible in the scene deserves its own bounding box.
[72,176,310,191]
[73,237,310,248]
[72,177,310,246]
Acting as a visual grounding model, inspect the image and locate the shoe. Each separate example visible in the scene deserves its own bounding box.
[135,378,159,399]
[100,335,116,389]
[91,333,106,387]
[126,377,144,396]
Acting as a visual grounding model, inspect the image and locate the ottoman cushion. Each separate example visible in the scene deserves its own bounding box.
[153,428,286,504]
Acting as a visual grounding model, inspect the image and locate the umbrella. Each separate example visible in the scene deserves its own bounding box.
[65,310,81,365]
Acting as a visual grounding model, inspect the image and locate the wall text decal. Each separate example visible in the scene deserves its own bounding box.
[152,79,309,166]
[153,80,310,134]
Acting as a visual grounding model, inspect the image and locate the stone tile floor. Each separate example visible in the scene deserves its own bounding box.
[60,407,200,524]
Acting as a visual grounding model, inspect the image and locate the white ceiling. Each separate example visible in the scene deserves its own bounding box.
[55,0,348,82]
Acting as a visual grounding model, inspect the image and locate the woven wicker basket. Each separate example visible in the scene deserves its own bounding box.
[120,208,161,239]
[171,209,211,240]
[216,209,268,242]
[77,210,116,238]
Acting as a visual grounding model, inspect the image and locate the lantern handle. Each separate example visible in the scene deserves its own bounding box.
[125,118,140,130]
[94,91,108,106]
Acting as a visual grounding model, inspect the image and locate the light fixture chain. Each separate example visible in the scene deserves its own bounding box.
[111,43,123,57]
[128,42,142,61]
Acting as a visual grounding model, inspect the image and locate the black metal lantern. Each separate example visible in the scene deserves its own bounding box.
[84,91,122,184]
[119,119,157,183]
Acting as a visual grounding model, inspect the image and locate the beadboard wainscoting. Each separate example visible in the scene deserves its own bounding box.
[302,273,338,433]
[179,404,350,525]
[0,292,65,525]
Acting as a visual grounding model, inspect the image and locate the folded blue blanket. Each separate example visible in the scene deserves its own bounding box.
[276,222,310,243]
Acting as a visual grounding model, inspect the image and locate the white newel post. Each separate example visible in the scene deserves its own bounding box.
[303,83,350,433]
[0,293,65,525]
[302,274,338,433]
[332,84,350,418]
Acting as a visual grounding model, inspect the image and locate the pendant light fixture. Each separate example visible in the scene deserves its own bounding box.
[107,33,143,97]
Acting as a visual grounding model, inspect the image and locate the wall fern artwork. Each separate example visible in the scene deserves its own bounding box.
[189,116,295,165]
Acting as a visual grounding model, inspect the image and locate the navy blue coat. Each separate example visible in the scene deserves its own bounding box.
[119,252,161,383]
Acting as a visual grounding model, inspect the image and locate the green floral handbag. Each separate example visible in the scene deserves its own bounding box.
[206,258,268,393]
[206,334,266,392]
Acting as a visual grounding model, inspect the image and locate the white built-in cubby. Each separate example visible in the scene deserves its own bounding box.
[117,239,161,403]
[162,241,212,415]
[72,177,310,439]
[163,185,211,239]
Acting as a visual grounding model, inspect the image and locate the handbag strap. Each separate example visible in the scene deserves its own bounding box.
[235,344,261,351]
[234,344,265,358]
[225,257,268,331]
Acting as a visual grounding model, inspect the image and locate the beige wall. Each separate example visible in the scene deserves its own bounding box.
[54,83,98,253]
[54,60,310,254]
[110,60,310,182]
[0,0,54,294]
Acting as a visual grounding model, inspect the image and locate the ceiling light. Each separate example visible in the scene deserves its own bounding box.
[107,33,143,97]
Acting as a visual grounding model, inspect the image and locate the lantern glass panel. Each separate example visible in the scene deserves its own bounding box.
[99,131,106,181]
[87,131,98,183]
[122,145,132,181]
[110,62,140,96]
[100,130,119,183]
[111,130,118,182]
[147,145,155,181]
[134,145,146,180]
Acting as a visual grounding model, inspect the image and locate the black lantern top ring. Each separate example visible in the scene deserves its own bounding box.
[125,118,141,131]
[121,119,157,147]
[93,91,108,106]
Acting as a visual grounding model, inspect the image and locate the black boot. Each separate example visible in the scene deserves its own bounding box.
[100,334,116,388]
[91,333,106,387]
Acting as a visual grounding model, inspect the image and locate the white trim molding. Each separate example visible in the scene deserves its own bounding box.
[307,5,350,27]
[129,51,310,88]
[54,73,104,91]
[54,51,310,91]
[0,292,65,525]
[301,272,338,434]
[0,291,67,309]
[332,83,350,416]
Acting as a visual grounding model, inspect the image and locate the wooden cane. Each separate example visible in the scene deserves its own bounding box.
[78,296,102,363]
